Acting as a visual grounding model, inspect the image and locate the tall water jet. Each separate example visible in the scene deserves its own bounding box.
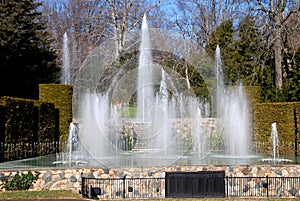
[61,32,71,84]
[271,122,279,160]
[136,14,154,122]
[67,122,79,161]
[152,68,171,151]
[215,45,225,119]
[224,83,250,156]
[215,45,250,157]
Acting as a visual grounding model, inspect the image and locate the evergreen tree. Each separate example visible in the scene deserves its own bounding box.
[206,17,277,102]
[0,0,59,99]
[236,16,263,85]
[205,20,238,86]
[236,15,275,102]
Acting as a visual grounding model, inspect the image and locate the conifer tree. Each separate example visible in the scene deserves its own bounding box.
[0,0,59,99]
[236,16,272,84]
[205,20,237,85]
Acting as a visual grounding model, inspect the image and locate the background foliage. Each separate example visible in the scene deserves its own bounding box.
[0,0,59,99]
[0,0,300,102]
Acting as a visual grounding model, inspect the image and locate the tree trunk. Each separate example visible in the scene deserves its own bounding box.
[274,32,283,89]
[274,12,283,89]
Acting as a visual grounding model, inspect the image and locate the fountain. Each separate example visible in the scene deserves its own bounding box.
[0,14,271,169]
[212,45,254,160]
[53,122,87,165]
[67,14,212,167]
[62,14,265,168]
[261,122,292,163]
[61,32,71,84]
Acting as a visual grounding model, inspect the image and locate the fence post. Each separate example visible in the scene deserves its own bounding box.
[0,142,3,162]
[123,175,126,199]
[225,176,228,197]
[266,176,269,197]
[80,173,84,198]
[294,107,298,164]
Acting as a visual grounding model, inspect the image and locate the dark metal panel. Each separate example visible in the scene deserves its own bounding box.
[165,171,225,198]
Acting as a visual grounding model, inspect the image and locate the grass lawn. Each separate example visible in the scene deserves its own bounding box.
[1,190,300,200]
[0,190,82,199]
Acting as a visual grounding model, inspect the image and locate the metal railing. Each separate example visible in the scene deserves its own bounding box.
[0,142,60,162]
[81,177,164,199]
[82,176,300,199]
[226,176,300,198]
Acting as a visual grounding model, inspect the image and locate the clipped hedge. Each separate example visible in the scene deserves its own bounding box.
[253,102,297,156]
[39,84,73,142]
[0,105,5,144]
[243,86,261,105]
[0,96,59,161]
[34,101,59,143]
[2,97,38,143]
[295,102,300,138]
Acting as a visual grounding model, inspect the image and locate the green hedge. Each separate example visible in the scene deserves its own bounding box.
[243,86,261,105]
[39,84,73,142]
[253,102,297,156]
[295,102,300,140]
[2,97,38,143]
[35,101,59,143]
[0,96,59,161]
[0,105,5,144]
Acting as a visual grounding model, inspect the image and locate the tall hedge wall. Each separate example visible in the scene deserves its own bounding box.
[0,97,59,144]
[0,105,5,145]
[242,86,261,105]
[34,101,59,143]
[253,102,298,157]
[295,102,300,133]
[0,96,60,161]
[39,84,73,142]
[2,97,38,143]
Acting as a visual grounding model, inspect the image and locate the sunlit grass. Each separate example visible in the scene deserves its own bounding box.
[0,190,81,199]
[121,105,136,118]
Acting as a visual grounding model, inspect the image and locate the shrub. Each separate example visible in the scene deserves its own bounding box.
[3,171,40,191]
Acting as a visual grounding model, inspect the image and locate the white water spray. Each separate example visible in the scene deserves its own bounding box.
[215,45,251,157]
[271,122,279,160]
[136,14,154,122]
[61,32,71,84]
[67,122,79,161]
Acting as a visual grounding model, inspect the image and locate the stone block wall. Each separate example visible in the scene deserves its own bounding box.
[1,165,300,196]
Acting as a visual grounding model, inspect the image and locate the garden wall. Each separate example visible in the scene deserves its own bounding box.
[1,165,300,197]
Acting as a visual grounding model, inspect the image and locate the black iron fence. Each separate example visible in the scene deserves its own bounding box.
[0,142,60,162]
[82,176,300,199]
[226,176,300,197]
[81,177,164,199]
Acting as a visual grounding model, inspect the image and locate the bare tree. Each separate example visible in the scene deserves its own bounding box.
[40,0,109,82]
[173,0,248,47]
[41,0,163,78]
[256,0,300,89]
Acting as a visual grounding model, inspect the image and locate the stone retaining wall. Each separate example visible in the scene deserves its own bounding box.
[1,165,300,194]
